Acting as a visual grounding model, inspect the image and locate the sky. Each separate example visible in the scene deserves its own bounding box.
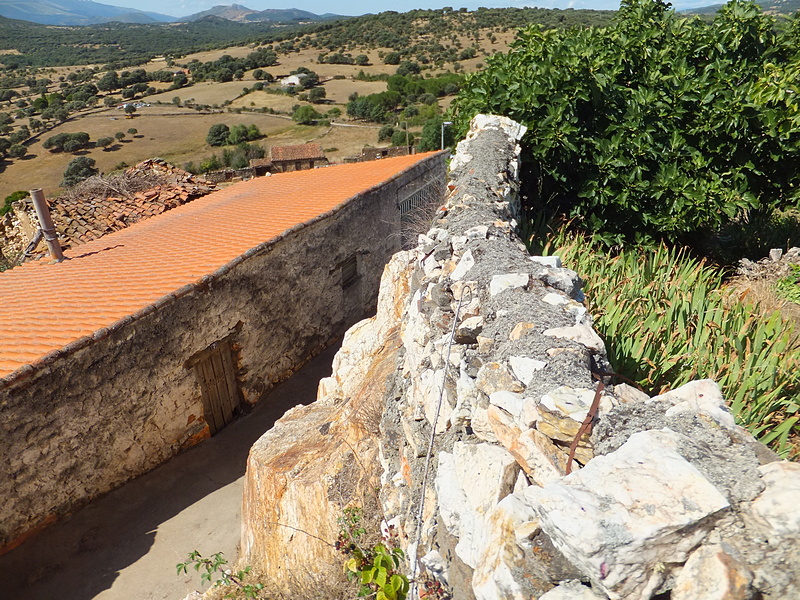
[97,0,713,19]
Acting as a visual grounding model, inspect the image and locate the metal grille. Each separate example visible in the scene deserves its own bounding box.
[398,178,445,249]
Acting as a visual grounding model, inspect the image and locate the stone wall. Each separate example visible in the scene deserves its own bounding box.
[0,152,446,552]
[241,116,800,599]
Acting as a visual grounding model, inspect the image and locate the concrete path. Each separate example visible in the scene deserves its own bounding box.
[0,343,339,600]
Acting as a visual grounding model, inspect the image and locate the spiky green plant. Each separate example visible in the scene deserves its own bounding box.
[547,232,800,457]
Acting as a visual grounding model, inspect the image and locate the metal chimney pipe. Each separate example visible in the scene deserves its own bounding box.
[29,189,64,262]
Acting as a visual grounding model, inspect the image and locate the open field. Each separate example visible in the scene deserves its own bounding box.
[0,105,380,196]
[0,17,521,200]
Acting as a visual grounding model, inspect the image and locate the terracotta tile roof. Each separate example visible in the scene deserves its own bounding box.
[270,143,326,162]
[0,153,439,380]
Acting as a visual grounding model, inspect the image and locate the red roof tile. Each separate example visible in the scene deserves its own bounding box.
[270,143,326,162]
[0,153,438,379]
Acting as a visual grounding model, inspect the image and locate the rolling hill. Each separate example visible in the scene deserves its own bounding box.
[0,0,174,25]
[181,4,336,23]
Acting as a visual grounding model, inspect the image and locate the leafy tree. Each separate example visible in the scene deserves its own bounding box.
[453,0,800,245]
[62,156,98,187]
[418,117,454,151]
[384,52,402,65]
[292,105,322,125]
[354,54,370,66]
[124,104,136,116]
[308,87,327,103]
[127,128,138,136]
[43,132,89,152]
[207,123,230,146]
[115,132,125,141]
[8,144,26,159]
[96,136,114,150]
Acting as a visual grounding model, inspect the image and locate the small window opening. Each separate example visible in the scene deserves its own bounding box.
[341,255,358,288]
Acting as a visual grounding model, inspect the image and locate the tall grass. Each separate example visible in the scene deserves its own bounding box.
[544,230,800,458]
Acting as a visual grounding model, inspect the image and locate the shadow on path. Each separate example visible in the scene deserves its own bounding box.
[0,343,339,600]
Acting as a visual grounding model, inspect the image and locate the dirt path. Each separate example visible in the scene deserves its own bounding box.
[0,343,340,600]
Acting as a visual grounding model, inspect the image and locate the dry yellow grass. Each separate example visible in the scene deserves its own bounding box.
[0,104,382,197]
[1,24,518,199]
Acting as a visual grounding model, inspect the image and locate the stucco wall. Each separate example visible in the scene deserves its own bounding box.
[0,153,446,551]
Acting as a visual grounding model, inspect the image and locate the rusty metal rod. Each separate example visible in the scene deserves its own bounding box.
[29,188,64,262]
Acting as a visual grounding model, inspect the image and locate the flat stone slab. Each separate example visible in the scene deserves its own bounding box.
[522,429,730,599]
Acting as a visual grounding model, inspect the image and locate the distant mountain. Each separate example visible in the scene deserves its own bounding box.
[181,3,259,22]
[181,4,337,23]
[685,0,800,14]
[0,0,175,25]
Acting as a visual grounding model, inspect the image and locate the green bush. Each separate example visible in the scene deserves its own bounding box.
[62,156,98,187]
[453,0,800,245]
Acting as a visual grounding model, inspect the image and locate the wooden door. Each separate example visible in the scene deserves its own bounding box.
[191,340,241,435]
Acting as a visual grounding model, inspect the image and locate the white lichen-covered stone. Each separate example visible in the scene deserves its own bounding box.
[543,324,605,354]
[508,356,547,386]
[651,379,737,430]
[522,429,730,599]
[488,405,566,485]
[450,248,475,281]
[538,581,609,600]
[530,255,563,269]
[490,391,525,420]
[671,544,753,600]
[542,292,569,306]
[436,442,520,568]
[465,225,489,239]
[490,273,529,296]
[472,494,540,600]
[745,460,800,542]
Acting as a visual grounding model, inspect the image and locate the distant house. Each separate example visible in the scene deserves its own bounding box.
[280,74,307,87]
[355,146,413,162]
[270,143,328,173]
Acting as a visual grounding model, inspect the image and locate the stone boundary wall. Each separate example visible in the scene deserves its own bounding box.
[241,116,799,599]
[0,152,446,553]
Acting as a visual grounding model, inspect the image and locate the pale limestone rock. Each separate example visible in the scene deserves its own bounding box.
[530,255,563,269]
[538,581,608,600]
[509,321,536,340]
[472,403,500,443]
[469,113,528,142]
[477,335,495,354]
[451,249,475,281]
[652,380,737,430]
[488,405,565,485]
[452,367,478,427]
[509,356,547,386]
[537,387,596,462]
[522,429,730,600]
[490,273,529,296]
[542,292,569,306]
[519,397,541,428]
[746,461,800,542]
[465,225,489,239]
[414,368,452,434]
[436,442,520,568]
[421,549,449,587]
[476,361,525,395]
[543,324,605,354]
[454,296,481,319]
[456,315,484,344]
[537,267,582,298]
[672,544,753,600]
[490,391,525,420]
[472,494,539,600]
[451,280,478,301]
[612,383,650,404]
